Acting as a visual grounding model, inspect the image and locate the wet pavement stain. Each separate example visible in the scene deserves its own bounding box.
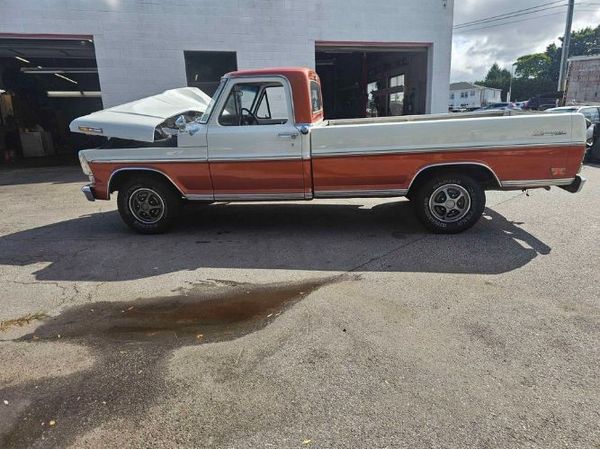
[0,279,330,449]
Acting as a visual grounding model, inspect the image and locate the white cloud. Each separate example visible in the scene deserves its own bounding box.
[451,1,600,82]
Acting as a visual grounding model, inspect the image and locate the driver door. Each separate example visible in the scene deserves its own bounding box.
[207,78,305,200]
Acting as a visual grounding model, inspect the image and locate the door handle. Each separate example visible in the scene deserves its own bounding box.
[278,132,298,139]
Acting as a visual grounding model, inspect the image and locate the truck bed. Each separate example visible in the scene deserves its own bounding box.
[325,110,534,127]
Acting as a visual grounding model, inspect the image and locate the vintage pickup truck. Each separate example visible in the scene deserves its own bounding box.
[72,67,587,234]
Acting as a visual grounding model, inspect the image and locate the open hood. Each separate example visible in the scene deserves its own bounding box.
[70,87,211,142]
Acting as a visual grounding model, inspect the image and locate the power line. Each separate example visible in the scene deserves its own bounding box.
[454,0,567,28]
[454,4,568,29]
[454,1,600,31]
[453,9,598,33]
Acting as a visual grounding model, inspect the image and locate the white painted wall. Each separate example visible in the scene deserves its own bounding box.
[0,0,454,113]
[483,89,502,105]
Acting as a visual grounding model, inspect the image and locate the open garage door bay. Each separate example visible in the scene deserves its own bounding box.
[0,35,102,165]
[315,41,430,120]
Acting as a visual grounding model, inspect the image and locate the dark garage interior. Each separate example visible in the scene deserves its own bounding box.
[315,44,429,119]
[0,37,103,166]
[184,50,238,97]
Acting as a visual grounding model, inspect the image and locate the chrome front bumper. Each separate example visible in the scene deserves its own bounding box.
[81,185,96,202]
[559,174,587,194]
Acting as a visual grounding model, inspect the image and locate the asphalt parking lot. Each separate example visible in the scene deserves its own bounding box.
[0,164,599,449]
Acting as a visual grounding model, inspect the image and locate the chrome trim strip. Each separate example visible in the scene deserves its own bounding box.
[213,192,306,201]
[209,155,302,162]
[184,194,214,201]
[315,189,408,198]
[94,159,208,164]
[107,167,186,199]
[81,185,95,202]
[311,142,582,158]
[407,162,502,190]
[500,178,575,188]
[93,156,302,163]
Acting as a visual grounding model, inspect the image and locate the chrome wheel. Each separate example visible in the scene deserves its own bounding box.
[128,188,165,224]
[428,184,471,223]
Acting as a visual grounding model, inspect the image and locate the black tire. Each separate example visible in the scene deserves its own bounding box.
[412,172,486,234]
[117,175,182,234]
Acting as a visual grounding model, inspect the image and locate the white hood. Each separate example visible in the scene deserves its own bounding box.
[70,87,211,142]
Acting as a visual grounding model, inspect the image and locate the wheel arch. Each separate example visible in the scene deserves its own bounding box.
[108,168,184,198]
[407,162,501,196]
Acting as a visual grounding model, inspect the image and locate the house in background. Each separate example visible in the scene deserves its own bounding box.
[449,82,502,110]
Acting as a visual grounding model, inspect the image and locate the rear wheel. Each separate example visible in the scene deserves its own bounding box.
[117,176,182,234]
[413,173,486,234]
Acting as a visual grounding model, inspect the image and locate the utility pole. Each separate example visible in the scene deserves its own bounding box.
[558,0,575,92]
[507,63,517,103]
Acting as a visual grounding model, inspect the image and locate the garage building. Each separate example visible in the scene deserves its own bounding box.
[0,0,454,163]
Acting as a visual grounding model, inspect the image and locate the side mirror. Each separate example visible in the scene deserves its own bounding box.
[174,115,187,131]
[186,123,203,136]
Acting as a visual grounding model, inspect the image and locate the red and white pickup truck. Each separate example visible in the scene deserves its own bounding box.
[73,67,587,234]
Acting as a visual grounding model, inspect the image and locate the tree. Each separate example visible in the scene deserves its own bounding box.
[475,63,511,101]
[475,24,600,100]
[515,53,552,79]
[569,26,600,57]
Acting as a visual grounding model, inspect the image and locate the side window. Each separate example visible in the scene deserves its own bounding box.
[582,107,599,122]
[310,81,322,113]
[239,85,259,111]
[256,85,288,123]
[219,82,289,126]
[218,84,259,126]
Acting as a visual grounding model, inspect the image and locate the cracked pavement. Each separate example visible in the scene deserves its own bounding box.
[0,165,599,448]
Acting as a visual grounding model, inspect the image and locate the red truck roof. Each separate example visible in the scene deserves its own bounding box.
[225,67,323,124]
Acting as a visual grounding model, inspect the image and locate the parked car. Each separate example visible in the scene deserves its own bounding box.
[547,105,600,161]
[72,67,587,235]
[474,102,517,112]
[523,93,561,111]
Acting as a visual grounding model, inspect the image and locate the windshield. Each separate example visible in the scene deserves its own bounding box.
[199,79,227,123]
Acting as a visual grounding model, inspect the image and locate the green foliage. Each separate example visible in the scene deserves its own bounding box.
[475,63,511,101]
[475,24,600,100]
[515,53,552,79]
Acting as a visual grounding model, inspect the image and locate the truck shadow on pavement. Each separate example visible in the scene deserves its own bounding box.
[0,201,551,282]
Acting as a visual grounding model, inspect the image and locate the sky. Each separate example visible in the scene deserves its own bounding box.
[452,0,600,82]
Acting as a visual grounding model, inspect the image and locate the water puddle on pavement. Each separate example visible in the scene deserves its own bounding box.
[0,279,330,449]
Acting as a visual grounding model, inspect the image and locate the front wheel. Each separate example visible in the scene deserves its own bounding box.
[412,173,486,234]
[117,176,182,234]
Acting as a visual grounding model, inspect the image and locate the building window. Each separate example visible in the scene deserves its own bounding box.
[470,90,475,96]
[460,91,468,98]
[450,93,455,100]
[388,74,405,116]
[389,74,404,88]
[184,51,237,96]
